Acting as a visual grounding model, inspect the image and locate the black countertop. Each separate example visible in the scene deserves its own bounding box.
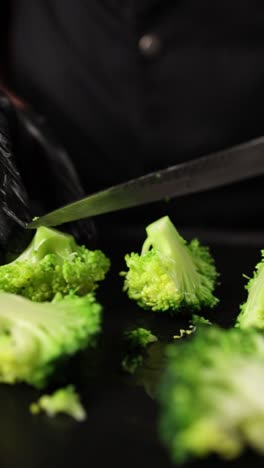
[0,226,263,468]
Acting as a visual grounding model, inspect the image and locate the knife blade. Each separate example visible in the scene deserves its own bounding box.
[27,136,264,229]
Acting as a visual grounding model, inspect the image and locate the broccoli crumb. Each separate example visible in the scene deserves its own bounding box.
[173,315,211,339]
[173,328,193,339]
[30,385,86,421]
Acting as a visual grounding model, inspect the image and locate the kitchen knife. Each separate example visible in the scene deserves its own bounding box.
[27,136,264,229]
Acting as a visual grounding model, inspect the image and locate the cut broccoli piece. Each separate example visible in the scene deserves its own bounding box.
[124,328,158,349]
[158,325,264,463]
[236,251,264,329]
[0,292,102,388]
[122,216,218,312]
[121,327,158,374]
[0,226,110,302]
[30,385,86,421]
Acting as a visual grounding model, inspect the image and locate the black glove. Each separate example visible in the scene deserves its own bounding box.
[0,92,30,258]
[0,91,96,257]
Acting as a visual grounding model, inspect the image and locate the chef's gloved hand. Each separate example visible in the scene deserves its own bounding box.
[0,91,96,258]
[15,107,96,246]
[0,92,30,258]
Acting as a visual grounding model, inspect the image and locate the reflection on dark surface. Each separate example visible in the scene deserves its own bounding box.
[0,227,262,468]
[124,341,168,399]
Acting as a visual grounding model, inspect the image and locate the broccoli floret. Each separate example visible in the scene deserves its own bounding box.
[122,216,218,312]
[158,325,264,463]
[30,385,86,421]
[236,251,264,329]
[0,292,102,388]
[0,226,110,301]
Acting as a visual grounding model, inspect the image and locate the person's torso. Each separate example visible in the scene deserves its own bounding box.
[9,0,264,228]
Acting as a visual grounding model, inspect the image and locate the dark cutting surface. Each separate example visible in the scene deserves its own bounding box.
[0,224,263,468]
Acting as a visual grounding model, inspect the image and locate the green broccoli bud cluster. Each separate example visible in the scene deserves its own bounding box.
[0,292,102,388]
[0,227,110,301]
[158,325,264,463]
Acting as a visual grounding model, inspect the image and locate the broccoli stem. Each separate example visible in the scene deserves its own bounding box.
[16,227,76,264]
[142,216,199,297]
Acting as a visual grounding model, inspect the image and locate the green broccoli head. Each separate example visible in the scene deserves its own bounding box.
[0,226,110,301]
[158,325,264,463]
[0,292,102,388]
[30,385,87,421]
[236,251,264,329]
[122,216,218,312]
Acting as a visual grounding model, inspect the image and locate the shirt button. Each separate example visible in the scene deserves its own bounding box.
[138,34,162,58]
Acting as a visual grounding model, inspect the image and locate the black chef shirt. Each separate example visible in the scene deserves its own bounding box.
[8,1,264,229]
